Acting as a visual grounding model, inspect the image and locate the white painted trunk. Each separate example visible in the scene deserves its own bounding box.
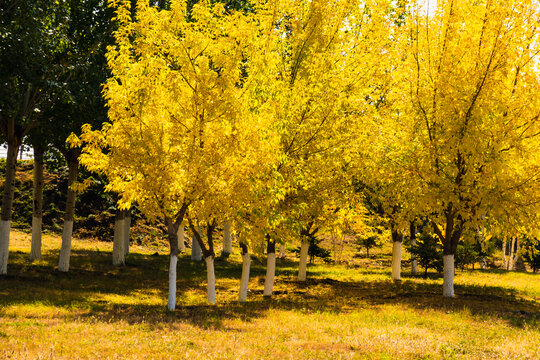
[112,218,126,266]
[223,221,232,255]
[263,252,276,296]
[58,220,74,272]
[508,237,516,271]
[443,254,455,297]
[177,225,186,252]
[191,236,202,261]
[30,216,43,261]
[124,214,131,256]
[167,254,178,310]
[0,220,11,274]
[239,252,251,302]
[392,241,402,280]
[279,243,286,258]
[205,256,216,304]
[298,241,309,281]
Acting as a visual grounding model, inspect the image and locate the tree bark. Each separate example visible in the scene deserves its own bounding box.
[508,236,521,271]
[189,220,217,304]
[167,254,178,310]
[30,147,45,261]
[410,222,417,275]
[298,240,309,281]
[279,243,286,258]
[502,235,508,269]
[263,238,276,297]
[191,224,202,261]
[391,230,402,281]
[238,242,250,302]
[205,255,216,304]
[164,205,187,311]
[509,236,516,270]
[443,254,455,297]
[222,220,232,257]
[432,205,463,296]
[58,158,79,272]
[0,140,19,274]
[112,209,126,266]
[477,223,487,269]
[177,222,186,252]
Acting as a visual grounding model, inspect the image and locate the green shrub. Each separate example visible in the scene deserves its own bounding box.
[408,233,443,278]
[355,235,383,258]
[522,238,540,273]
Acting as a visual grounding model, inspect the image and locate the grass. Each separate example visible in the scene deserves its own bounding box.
[1,231,539,359]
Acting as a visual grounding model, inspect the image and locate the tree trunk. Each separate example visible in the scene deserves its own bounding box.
[502,235,508,269]
[279,243,286,258]
[478,224,487,269]
[0,140,19,274]
[298,240,309,281]
[432,206,463,297]
[222,221,232,257]
[263,239,276,297]
[58,159,79,272]
[239,243,250,302]
[391,230,402,281]
[191,225,202,261]
[202,223,216,303]
[508,236,516,271]
[443,254,455,297]
[168,254,178,310]
[189,220,217,303]
[164,210,186,311]
[30,147,45,261]
[177,222,186,252]
[124,211,131,256]
[410,222,417,275]
[112,209,126,266]
[205,255,216,304]
[509,236,522,271]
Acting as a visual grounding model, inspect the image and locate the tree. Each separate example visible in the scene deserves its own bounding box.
[53,0,113,272]
[0,0,70,274]
[257,0,395,286]
[79,0,276,308]
[27,127,48,261]
[394,0,540,296]
[0,0,113,272]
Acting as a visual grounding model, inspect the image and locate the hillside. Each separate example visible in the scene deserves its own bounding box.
[0,159,169,246]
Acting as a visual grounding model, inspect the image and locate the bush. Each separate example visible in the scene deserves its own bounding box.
[355,235,383,258]
[294,234,332,264]
[455,241,481,270]
[408,233,443,278]
[522,238,540,273]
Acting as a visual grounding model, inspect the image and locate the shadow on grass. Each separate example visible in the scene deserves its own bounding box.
[0,249,539,331]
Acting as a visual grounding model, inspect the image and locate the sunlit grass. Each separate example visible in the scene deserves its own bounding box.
[1,230,539,359]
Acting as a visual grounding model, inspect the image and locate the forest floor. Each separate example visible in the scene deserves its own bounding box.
[0,230,539,359]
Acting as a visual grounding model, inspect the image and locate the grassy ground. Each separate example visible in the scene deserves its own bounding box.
[1,231,539,359]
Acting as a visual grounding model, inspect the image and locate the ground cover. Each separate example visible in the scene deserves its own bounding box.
[0,231,539,359]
